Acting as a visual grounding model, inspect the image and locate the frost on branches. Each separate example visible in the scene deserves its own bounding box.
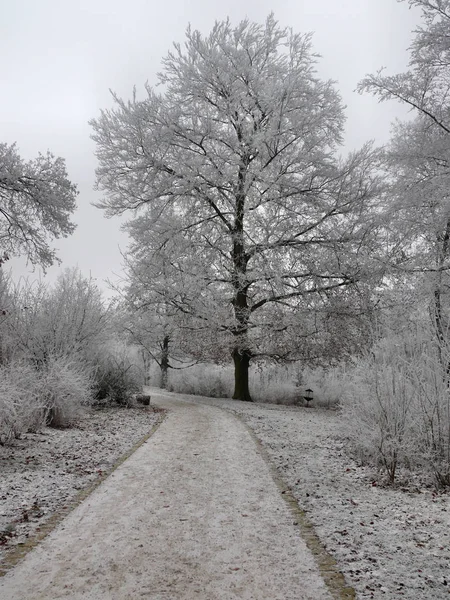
[359,0,450,358]
[0,143,77,269]
[91,16,383,401]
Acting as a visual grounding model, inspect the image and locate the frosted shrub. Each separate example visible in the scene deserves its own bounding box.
[160,358,415,414]
[166,362,312,404]
[0,357,94,441]
[165,361,343,405]
[412,349,450,487]
[167,364,233,398]
[343,332,450,487]
[38,356,93,428]
[1,269,110,371]
[93,344,144,405]
[251,381,298,404]
[0,362,43,445]
[343,355,418,483]
[249,364,298,404]
[250,378,298,405]
[301,366,347,408]
[249,364,345,406]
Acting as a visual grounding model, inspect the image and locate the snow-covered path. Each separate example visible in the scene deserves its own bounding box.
[0,393,339,600]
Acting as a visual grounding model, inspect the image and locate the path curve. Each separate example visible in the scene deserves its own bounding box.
[0,393,333,599]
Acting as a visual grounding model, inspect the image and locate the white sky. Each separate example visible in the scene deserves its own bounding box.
[1,0,419,294]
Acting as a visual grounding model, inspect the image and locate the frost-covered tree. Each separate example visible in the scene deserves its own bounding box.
[6,268,108,365]
[359,0,450,356]
[0,143,77,268]
[122,214,230,388]
[360,0,450,128]
[91,16,382,400]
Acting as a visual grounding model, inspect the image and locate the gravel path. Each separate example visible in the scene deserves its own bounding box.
[0,393,336,600]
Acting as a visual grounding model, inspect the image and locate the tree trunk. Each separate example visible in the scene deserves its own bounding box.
[433,218,450,377]
[160,334,170,389]
[231,146,252,400]
[141,349,151,385]
[232,347,252,401]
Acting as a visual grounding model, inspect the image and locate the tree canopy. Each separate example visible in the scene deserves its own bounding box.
[0,143,77,269]
[359,0,450,356]
[92,15,383,400]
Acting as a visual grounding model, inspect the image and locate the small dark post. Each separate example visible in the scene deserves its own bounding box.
[136,394,151,406]
[304,388,314,405]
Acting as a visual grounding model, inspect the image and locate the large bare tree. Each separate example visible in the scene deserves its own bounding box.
[91,16,381,400]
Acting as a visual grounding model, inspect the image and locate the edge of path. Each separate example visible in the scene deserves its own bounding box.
[151,389,356,600]
[0,408,167,577]
[238,414,356,600]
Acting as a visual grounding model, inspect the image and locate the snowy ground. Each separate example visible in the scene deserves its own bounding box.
[0,396,334,600]
[1,391,449,599]
[171,391,450,600]
[0,405,163,571]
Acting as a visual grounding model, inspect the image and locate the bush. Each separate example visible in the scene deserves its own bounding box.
[93,346,144,406]
[411,348,450,487]
[342,331,450,488]
[0,272,146,440]
[342,354,418,483]
[251,380,298,405]
[167,364,233,398]
[300,366,347,409]
[0,362,44,444]
[0,356,95,443]
[158,359,346,407]
[38,355,93,428]
[167,361,300,404]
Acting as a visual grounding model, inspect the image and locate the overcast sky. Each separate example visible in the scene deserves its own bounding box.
[1,0,420,295]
